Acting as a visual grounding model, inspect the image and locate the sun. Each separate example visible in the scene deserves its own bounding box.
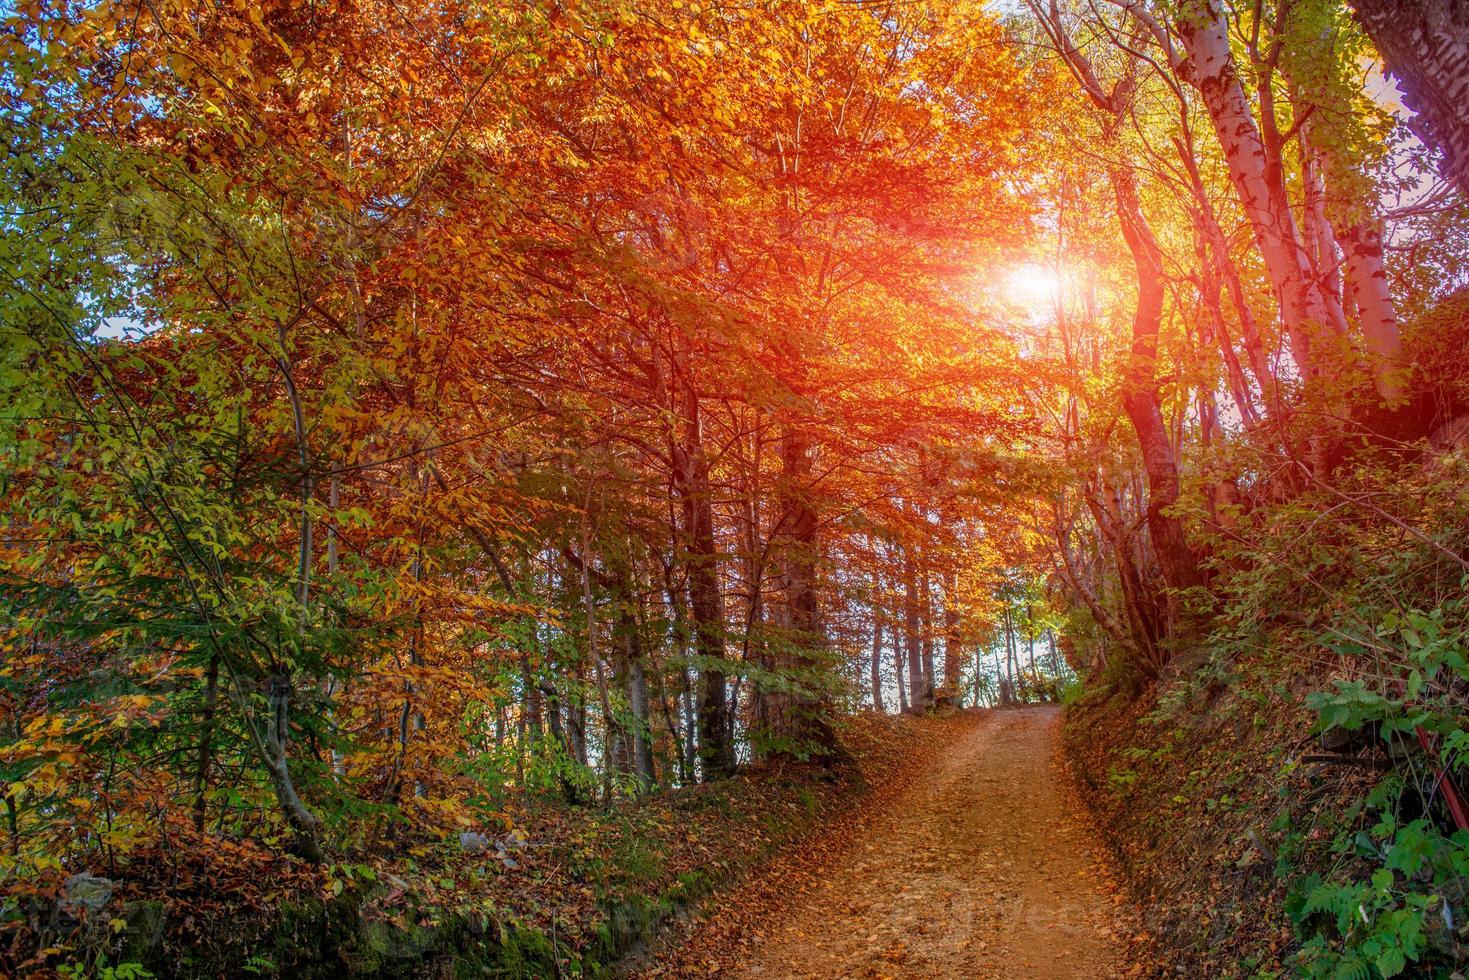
[1004,263,1063,309]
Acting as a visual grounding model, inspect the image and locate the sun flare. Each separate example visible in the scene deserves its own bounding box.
[1004,263,1063,309]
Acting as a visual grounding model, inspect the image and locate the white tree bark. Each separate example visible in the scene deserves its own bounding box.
[1350,0,1469,199]
[1299,142,1350,338]
[1340,221,1404,399]
[1173,0,1335,378]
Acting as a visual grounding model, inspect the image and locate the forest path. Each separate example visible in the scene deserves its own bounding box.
[730,707,1133,979]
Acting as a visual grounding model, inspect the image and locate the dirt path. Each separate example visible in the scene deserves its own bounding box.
[729,707,1133,979]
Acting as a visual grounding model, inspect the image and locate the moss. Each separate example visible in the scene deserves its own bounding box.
[268,894,368,977]
[117,900,166,964]
[484,922,564,978]
[610,835,665,884]
[599,892,660,957]
[667,869,714,903]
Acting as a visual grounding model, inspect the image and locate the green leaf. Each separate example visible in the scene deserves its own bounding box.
[1374,948,1405,978]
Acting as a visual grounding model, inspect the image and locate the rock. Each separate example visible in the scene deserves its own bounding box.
[458,831,491,854]
[63,873,114,912]
[1428,415,1469,453]
[492,834,525,870]
[1423,415,1469,475]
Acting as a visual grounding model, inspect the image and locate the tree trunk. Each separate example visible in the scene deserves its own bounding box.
[663,564,697,782]
[937,567,961,709]
[902,548,929,713]
[1350,0,1469,199]
[1110,162,1207,605]
[870,613,884,713]
[973,642,984,708]
[672,383,735,780]
[540,678,584,804]
[626,653,655,787]
[1173,122,1274,403]
[653,659,683,789]
[1088,482,1166,674]
[264,674,323,863]
[1003,606,1018,704]
[1298,141,1352,340]
[1175,0,1333,376]
[754,427,834,760]
[995,644,1010,706]
[571,659,589,767]
[1292,82,1405,398]
[607,557,655,788]
[1339,221,1404,399]
[522,654,543,742]
[919,563,936,711]
[895,621,909,714]
[192,653,219,833]
[606,612,634,777]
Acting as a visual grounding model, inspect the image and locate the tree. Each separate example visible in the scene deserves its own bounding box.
[1349,0,1469,199]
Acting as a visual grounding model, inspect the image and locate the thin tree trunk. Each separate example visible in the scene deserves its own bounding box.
[4,792,16,856]
[938,567,961,709]
[575,521,617,801]
[191,654,219,833]
[1298,139,1352,339]
[662,560,697,782]
[572,660,589,767]
[1173,0,1334,377]
[270,337,323,861]
[264,674,323,862]
[654,651,685,788]
[522,654,543,742]
[672,382,734,780]
[625,595,655,787]
[919,561,936,711]
[994,644,1009,706]
[973,642,984,708]
[1003,605,1017,704]
[903,548,928,713]
[894,620,909,714]
[1175,128,1266,421]
[870,613,884,713]
[1110,162,1207,606]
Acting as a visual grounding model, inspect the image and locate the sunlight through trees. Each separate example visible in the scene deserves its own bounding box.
[1,0,1467,974]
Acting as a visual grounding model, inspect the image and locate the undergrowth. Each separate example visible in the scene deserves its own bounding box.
[1,713,935,978]
[1067,438,1469,978]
